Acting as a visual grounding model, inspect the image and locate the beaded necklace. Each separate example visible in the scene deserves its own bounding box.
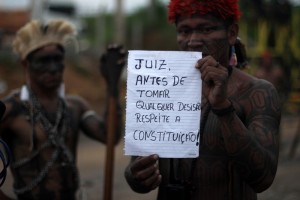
[13,86,79,195]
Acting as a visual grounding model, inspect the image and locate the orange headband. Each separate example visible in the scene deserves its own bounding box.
[168,0,241,23]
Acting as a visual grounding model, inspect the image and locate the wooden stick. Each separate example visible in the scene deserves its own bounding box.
[103,96,117,200]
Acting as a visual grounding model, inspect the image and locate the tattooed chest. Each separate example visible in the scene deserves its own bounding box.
[200,114,227,155]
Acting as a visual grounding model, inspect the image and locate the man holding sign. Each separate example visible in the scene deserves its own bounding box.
[124,0,281,200]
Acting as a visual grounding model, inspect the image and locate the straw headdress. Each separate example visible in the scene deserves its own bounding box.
[12,19,77,60]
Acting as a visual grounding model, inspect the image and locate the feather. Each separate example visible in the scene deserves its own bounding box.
[168,0,241,23]
[12,19,77,60]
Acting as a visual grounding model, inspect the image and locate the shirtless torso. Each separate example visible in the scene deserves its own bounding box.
[0,87,110,200]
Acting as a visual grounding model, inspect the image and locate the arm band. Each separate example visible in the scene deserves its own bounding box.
[81,110,98,121]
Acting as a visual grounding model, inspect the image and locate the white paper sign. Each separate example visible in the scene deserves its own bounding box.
[124,50,202,158]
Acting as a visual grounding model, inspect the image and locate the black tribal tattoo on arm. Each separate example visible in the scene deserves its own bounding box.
[217,81,280,191]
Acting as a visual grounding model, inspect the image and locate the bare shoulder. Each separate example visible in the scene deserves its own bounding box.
[232,69,281,119]
[235,68,277,92]
[64,94,90,113]
[1,89,23,118]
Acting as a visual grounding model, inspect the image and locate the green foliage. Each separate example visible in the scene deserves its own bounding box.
[0,50,18,70]
[81,14,115,46]
[80,0,177,51]
[125,0,177,50]
[79,0,300,64]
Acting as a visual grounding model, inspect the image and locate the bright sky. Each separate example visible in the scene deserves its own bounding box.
[76,0,169,13]
[0,0,169,14]
[2,0,299,14]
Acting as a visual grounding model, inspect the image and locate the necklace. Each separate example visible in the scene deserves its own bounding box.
[13,86,79,195]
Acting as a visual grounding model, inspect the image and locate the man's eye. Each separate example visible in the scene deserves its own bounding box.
[53,55,63,63]
[201,27,216,34]
[38,55,63,63]
[178,28,191,35]
[32,58,44,65]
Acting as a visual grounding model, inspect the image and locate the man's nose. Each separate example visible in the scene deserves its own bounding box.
[187,32,204,49]
[47,62,63,73]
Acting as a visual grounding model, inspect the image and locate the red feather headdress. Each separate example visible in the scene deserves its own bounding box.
[168,0,241,23]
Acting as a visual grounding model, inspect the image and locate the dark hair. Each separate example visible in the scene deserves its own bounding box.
[235,38,248,69]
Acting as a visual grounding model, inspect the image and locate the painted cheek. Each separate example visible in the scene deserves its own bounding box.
[47,63,64,73]
[32,62,64,74]
[177,36,189,51]
[203,38,228,57]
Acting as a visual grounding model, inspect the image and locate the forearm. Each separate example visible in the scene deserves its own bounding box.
[218,112,279,192]
[80,108,122,144]
[229,135,278,192]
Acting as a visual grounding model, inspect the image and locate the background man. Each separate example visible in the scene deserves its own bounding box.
[0,19,125,200]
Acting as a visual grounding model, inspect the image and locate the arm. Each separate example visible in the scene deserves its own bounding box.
[124,155,162,193]
[79,98,122,144]
[79,44,126,144]
[197,56,280,192]
[218,82,280,192]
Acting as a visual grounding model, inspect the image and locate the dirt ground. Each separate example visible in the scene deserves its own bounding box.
[1,113,300,200]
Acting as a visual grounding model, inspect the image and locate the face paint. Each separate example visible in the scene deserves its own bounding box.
[177,16,230,52]
[201,38,229,57]
[179,37,228,59]
[177,25,226,37]
[28,53,64,74]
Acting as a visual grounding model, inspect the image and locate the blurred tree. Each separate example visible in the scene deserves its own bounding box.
[125,0,177,50]
[239,0,292,56]
[80,0,177,51]
[80,0,300,65]
[239,0,298,108]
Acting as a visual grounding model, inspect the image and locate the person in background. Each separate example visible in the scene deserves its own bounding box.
[254,50,287,106]
[0,31,11,190]
[124,0,281,200]
[0,101,10,188]
[254,50,288,149]
[0,19,125,200]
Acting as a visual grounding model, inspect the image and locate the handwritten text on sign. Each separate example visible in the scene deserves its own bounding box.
[124,51,202,158]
